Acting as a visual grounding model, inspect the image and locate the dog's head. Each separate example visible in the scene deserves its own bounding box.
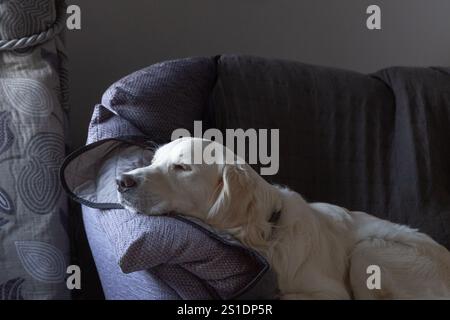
[117,137,279,247]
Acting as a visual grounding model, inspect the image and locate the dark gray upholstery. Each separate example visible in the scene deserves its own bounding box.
[71,55,450,299]
[210,56,450,249]
[88,57,217,143]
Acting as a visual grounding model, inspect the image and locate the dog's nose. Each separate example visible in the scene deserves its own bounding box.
[116,174,137,192]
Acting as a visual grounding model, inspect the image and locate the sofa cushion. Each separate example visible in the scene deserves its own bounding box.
[88,56,217,143]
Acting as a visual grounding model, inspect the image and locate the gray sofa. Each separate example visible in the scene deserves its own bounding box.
[64,55,450,299]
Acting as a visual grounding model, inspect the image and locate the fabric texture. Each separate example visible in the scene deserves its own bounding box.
[76,54,450,300]
[0,0,70,299]
[88,57,217,143]
[210,55,450,249]
[83,207,273,300]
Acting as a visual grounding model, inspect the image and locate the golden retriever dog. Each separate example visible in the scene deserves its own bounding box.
[117,137,450,299]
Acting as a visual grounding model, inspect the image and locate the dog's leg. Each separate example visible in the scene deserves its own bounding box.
[349,238,450,299]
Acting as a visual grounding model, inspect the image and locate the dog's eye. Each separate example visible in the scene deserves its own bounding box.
[172,163,191,172]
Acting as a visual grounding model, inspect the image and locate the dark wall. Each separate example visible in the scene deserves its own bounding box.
[67,0,450,148]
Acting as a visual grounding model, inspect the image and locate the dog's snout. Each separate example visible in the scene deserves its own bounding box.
[116,174,137,192]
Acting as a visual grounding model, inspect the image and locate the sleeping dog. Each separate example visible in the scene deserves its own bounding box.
[117,137,450,299]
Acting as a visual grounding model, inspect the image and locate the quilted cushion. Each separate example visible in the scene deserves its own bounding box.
[88,57,217,143]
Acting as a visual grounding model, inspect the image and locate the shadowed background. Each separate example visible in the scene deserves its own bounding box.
[67,0,450,148]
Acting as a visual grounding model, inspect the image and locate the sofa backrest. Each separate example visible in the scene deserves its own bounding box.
[208,55,450,248]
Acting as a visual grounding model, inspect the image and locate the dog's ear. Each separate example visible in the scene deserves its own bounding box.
[208,163,272,249]
[208,163,253,227]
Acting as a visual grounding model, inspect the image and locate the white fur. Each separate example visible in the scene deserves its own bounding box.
[120,137,450,299]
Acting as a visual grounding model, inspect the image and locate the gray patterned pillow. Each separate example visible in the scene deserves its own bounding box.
[0,0,70,300]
